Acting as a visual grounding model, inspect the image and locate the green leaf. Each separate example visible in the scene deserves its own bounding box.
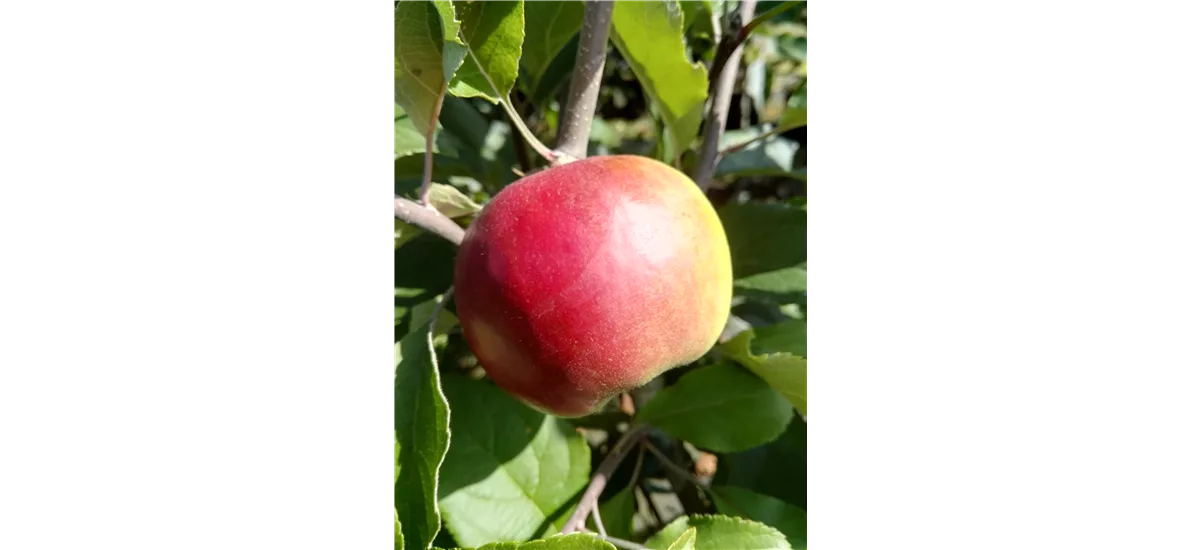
[394,310,452,550]
[438,376,592,547]
[520,1,584,93]
[611,1,709,157]
[734,266,806,304]
[718,418,806,510]
[397,111,431,158]
[646,515,791,550]
[471,533,617,550]
[636,363,793,452]
[720,330,806,415]
[751,318,806,357]
[665,526,697,550]
[395,0,467,134]
[398,506,408,550]
[712,487,807,550]
[450,1,525,102]
[778,86,806,128]
[427,183,482,218]
[717,202,806,278]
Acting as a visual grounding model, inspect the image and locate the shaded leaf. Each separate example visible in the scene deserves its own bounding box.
[715,129,801,179]
[717,202,806,278]
[395,311,452,550]
[397,111,431,158]
[589,487,636,541]
[395,0,467,133]
[778,85,806,128]
[451,1,525,102]
[751,318,806,357]
[646,514,790,550]
[611,0,709,157]
[521,1,584,92]
[636,363,793,452]
[720,330,806,415]
[712,487,807,550]
[438,376,591,547]
[717,415,806,510]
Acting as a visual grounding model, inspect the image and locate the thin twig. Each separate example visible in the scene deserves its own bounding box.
[717,122,803,156]
[641,440,711,491]
[580,530,651,550]
[554,0,615,163]
[739,0,802,43]
[419,82,449,205]
[394,196,465,246]
[694,0,758,190]
[590,506,607,538]
[465,48,557,163]
[560,424,650,534]
[601,535,650,550]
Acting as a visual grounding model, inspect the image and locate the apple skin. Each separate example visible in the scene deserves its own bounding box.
[453,155,733,417]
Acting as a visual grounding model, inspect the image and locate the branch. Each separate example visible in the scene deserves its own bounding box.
[554,0,615,163]
[694,0,758,190]
[394,196,465,246]
[560,424,649,534]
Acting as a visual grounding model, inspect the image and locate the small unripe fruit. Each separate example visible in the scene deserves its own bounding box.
[454,155,733,417]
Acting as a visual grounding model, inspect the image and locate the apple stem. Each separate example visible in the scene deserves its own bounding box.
[694,0,759,191]
[464,48,559,164]
[419,82,449,205]
[554,0,616,162]
[560,423,649,534]
[394,195,465,246]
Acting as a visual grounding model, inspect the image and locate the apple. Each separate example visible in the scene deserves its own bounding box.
[453,155,733,417]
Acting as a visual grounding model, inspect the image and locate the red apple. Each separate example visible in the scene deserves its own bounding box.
[453,155,733,417]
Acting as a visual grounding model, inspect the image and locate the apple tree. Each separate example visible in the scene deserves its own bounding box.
[395,2,806,549]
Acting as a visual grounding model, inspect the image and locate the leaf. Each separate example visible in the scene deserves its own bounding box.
[778,85,806,129]
[395,0,467,133]
[520,1,584,93]
[397,111,431,158]
[717,201,806,278]
[471,533,617,549]
[438,376,592,547]
[717,418,806,510]
[646,515,791,550]
[720,330,806,415]
[396,508,405,550]
[427,183,482,218]
[611,1,709,157]
[733,266,806,304]
[395,312,452,550]
[450,1,525,102]
[636,363,793,452]
[712,487,807,550]
[665,526,697,550]
[751,318,806,357]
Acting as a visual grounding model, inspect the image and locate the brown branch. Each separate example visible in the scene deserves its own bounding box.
[694,0,758,190]
[560,424,649,534]
[394,196,465,246]
[554,0,615,163]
